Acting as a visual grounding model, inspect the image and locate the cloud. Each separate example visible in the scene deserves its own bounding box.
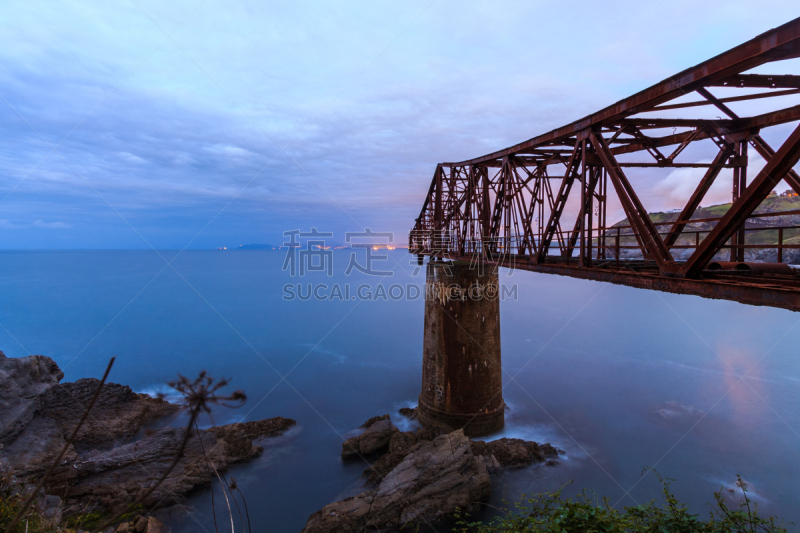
[654,154,773,210]
[32,219,70,229]
[0,1,797,248]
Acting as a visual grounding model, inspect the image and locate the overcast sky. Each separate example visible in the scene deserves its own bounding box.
[1,1,799,249]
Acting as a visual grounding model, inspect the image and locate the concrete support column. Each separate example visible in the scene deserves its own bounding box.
[418,260,504,436]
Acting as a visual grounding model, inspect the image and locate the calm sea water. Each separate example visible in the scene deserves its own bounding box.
[1,249,799,532]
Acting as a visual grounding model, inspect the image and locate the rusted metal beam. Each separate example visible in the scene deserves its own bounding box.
[591,132,675,270]
[653,88,800,111]
[420,252,800,313]
[750,134,800,195]
[696,87,740,119]
[709,74,800,88]
[533,143,581,263]
[617,162,740,168]
[683,121,800,276]
[664,147,733,247]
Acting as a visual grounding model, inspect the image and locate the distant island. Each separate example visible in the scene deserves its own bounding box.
[237,243,280,249]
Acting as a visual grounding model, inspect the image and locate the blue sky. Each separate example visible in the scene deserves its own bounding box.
[1,1,799,249]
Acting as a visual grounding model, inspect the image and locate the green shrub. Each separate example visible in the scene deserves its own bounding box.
[455,472,789,533]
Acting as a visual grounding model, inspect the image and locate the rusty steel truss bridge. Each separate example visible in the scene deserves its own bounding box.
[410,17,800,313]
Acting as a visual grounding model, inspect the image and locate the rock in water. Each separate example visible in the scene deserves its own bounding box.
[303,429,490,533]
[398,406,417,419]
[341,414,398,459]
[210,417,296,463]
[469,437,559,468]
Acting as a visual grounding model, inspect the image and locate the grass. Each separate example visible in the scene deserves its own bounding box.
[0,473,59,533]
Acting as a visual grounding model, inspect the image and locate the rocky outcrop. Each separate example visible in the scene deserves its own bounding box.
[0,351,296,519]
[470,438,560,468]
[114,516,168,533]
[342,414,398,459]
[303,430,490,533]
[40,378,179,452]
[398,407,417,419]
[362,427,559,486]
[0,351,64,446]
[210,417,296,463]
[1,351,180,479]
[305,412,561,533]
[363,426,447,484]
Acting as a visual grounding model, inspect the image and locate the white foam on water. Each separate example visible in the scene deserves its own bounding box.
[137,384,184,403]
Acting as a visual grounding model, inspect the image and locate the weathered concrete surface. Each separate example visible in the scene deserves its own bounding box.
[418,261,504,436]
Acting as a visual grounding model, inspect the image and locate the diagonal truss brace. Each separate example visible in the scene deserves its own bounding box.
[532,143,582,263]
[590,132,676,271]
[664,146,734,247]
[683,121,800,276]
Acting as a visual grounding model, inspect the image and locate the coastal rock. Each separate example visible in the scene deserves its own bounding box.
[114,516,168,533]
[341,414,398,459]
[3,376,180,478]
[45,416,296,515]
[0,351,63,446]
[0,352,296,518]
[209,416,296,463]
[303,430,490,533]
[470,438,559,469]
[40,378,180,451]
[363,426,447,484]
[398,407,417,419]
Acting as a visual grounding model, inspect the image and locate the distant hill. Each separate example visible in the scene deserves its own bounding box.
[608,195,800,262]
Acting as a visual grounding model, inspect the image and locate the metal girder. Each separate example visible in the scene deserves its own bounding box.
[696,87,739,119]
[683,121,800,276]
[533,143,582,264]
[664,147,733,247]
[750,134,800,195]
[590,132,675,270]
[709,74,800,88]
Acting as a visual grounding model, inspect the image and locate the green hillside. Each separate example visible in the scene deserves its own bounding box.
[607,195,800,262]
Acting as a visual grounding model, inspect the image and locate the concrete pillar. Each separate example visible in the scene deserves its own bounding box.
[418,260,504,436]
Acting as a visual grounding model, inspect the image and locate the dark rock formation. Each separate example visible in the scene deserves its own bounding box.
[363,426,447,485]
[398,407,416,419]
[341,414,398,459]
[305,413,562,532]
[40,378,179,451]
[0,351,64,446]
[114,515,167,532]
[210,417,296,463]
[303,430,490,533]
[469,437,559,469]
[0,351,296,518]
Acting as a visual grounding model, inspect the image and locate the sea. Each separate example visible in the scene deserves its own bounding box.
[1,249,799,532]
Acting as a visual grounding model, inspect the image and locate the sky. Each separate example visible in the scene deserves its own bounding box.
[1,1,799,249]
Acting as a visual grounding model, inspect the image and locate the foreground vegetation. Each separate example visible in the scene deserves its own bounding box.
[456,474,790,533]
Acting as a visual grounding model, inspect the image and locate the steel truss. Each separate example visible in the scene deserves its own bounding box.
[410,17,800,312]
